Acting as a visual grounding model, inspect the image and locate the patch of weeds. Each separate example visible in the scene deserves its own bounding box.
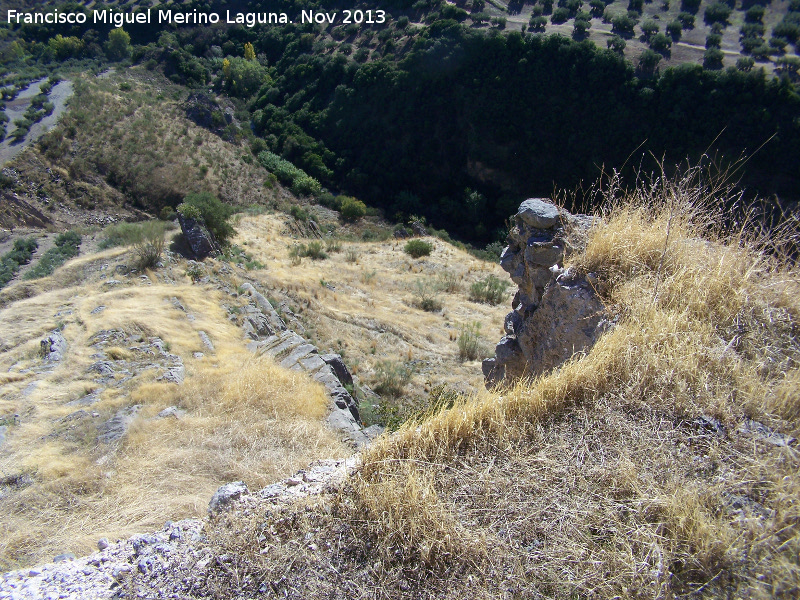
[288,244,303,265]
[186,264,205,282]
[325,238,341,253]
[289,204,311,222]
[244,259,265,270]
[361,269,377,284]
[296,241,327,260]
[469,274,511,305]
[437,269,461,293]
[98,221,171,267]
[224,245,264,270]
[345,248,359,263]
[457,321,482,361]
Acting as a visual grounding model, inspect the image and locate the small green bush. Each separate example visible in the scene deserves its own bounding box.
[289,205,310,222]
[412,279,443,312]
[469,274,511,305]
[404,239,433,258]
[339,196,367,222]
[291,241,327,261]
[373,360,414,397]
[131,221,167,269]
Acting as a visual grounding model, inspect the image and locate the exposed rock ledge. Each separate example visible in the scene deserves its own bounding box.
[483,198,611,386]
[238,283,379,447]
[0,457,359,600]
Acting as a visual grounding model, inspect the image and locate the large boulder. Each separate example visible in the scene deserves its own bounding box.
[483,199,609,387]
[177,214,221,260]
[184,93,232,133]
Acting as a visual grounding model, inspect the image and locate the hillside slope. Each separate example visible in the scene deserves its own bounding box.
[196,175,798,599]
[0,207,510,569]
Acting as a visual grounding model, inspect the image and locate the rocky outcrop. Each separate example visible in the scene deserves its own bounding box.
[248,330,367,445]
[208,481,248,514]
[0,457,359,600]
[483,199,610,387]
[177,214,221,260]
[39,330,67,362]
[239,284,369,446]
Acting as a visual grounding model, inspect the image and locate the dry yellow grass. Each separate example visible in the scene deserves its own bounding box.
[0,248,346,570]
[232,213,510,407]
[201,170,800,599]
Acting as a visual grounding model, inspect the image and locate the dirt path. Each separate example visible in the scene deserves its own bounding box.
[0,79,74,167]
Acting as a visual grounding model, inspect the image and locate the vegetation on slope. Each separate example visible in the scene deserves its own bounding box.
[0,238,37,289]
[2,0,798,244]
[201,168,799,598]
[22,230,80,280]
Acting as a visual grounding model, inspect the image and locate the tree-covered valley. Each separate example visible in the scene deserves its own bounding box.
[2,0,799,244]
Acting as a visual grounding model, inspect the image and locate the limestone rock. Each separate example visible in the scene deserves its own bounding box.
[517,198,561,229]
[239,283,287,338]
[40,331,67,362]
[198,331,215,352]
[485,199,609,387]
[97,405,141,444]
[208,481,248,514]
[515,267,610,376]
[321,353,354,387]
[410,220,428,237]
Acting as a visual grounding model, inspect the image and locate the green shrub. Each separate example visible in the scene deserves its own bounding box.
[372,360,414,397]
[677,12,695,28]
[551,7,569,23]
[469,274,511,305]
[179,192,235,246]
[289,205,310,221]
[292,241,327,261]
[404,239,433,258]
[457,322,482,361]
[345,248,359,263]
[412,279,443,312]
[704,2,731,26]
[291,174,322,197]
[131,221,168,269]
[24,231,81,280]
[0,237,38,288]
[176,202,201,220]
[339,196,367,221]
